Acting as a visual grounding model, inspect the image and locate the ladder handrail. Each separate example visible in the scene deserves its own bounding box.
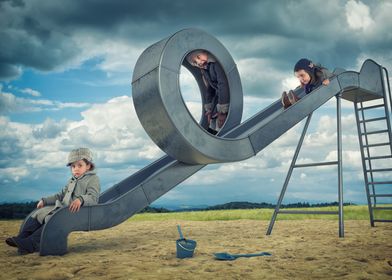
[381,66,392,156]
[382,67,392,118]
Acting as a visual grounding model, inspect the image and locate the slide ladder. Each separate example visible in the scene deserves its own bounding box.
[354,66,392,225]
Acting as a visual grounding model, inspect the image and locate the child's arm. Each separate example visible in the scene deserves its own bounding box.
[316,66,334,86]
[213,63,229,109]
[41,184,69,206]
[69,176,100,212]
[213,63,229,128]
[75,175,101,207]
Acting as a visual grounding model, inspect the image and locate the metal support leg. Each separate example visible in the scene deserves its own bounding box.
[266,114,313,235]
[336,94,344,237]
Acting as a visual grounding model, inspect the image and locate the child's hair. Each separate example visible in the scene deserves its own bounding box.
[294,58,314,75]
[83,159,95,171]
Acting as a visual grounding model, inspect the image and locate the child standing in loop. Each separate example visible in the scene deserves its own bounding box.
[186,50,230,135]
[282,58,334,109]
[5,147,100,255]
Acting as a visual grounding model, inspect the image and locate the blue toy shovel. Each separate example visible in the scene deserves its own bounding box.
[214,251,272,261]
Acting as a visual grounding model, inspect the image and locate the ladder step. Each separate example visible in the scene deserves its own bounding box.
[366,168,392,172]
[362,142,390,148]
[373,207,392,210]
[369,194,392,197]
[373,219,392,223]
[364,155,392,160]
[359,117,387,123]
[278,210,339,215]
[358,104,385,110]
[361,129,389,136]
[367,181,392,185]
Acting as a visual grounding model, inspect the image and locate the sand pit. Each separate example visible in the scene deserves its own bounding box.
[1,219,391,279]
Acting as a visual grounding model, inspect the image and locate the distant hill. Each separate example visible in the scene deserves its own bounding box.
[206,201,274,210]
[205,201,355,210]
[0,201,356,219]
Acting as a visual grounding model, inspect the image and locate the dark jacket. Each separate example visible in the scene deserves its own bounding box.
[302,65,334,94]
[200,62,230,113]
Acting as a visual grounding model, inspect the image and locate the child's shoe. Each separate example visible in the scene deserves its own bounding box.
[12,236,35,254]
[5,237,17,247]
[287,90,300,105]
[281,91,291,109]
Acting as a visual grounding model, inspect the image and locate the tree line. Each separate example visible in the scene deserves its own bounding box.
[0,201,355,219]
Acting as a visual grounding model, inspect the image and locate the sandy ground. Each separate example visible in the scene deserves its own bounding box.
[0,219,391,280]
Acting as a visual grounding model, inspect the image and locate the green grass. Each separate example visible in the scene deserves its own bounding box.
[128,205,392,222]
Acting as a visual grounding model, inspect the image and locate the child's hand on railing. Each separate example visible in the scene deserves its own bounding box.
[69,198,82,213]
[37,200,44,209]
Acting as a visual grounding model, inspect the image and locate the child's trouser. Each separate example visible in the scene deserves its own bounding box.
[18,218,41,238]
[13,218,43,253]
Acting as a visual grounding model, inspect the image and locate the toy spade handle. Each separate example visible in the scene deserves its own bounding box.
[177,225,184,239]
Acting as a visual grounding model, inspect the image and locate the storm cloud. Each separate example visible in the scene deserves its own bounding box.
[0,0,391,92]
[1,0,391,205]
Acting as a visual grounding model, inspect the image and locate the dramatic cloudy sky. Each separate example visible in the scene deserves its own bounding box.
[1,0,391,208]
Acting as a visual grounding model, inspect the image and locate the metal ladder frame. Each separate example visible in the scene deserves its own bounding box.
[354,66,392,226]
[267,93,345,237]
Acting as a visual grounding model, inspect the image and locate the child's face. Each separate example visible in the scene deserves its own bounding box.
[191,52,208,68]
[70,160,91,178]
[295,70,311,85]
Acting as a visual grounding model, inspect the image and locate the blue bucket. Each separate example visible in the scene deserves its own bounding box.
[176,225,197,259]
[176,238,197,259]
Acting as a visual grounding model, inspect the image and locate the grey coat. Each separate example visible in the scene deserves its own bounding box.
[31,171,100,224]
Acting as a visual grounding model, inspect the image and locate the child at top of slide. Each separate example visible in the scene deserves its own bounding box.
[282,58,334,109]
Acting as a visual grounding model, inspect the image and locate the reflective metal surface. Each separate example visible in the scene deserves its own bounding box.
[132,28,254,164]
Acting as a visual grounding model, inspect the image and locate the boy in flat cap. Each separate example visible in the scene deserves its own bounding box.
[5,147,100,255]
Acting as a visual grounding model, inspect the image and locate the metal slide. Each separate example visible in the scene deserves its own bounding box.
[19,30,384,256]
[29,59,383,256]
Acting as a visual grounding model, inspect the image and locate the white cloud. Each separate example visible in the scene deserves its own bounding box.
[0,90,382,205]
[25,150,69,169]
[0,167,30,183]
[282,76,299,92]
[237,58,288,97]
[72,35,145,81]
[55,101,91,109]
[325,150,362,169]
[21,87,41,97]
[0,89,90,114]
[33,118,66,139]
[345,0,375,31]
[0,95,160,170]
